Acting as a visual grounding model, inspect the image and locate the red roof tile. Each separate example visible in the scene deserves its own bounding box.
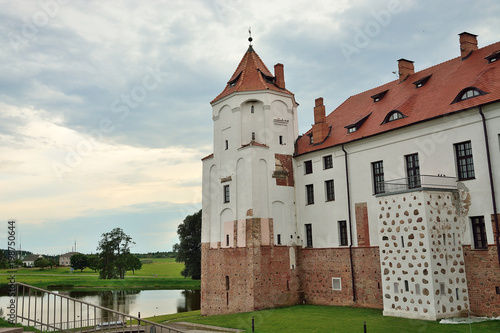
[296,41,500,155]
[211,45,294,104]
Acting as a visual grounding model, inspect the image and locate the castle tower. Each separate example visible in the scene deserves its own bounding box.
[201,39,300,315]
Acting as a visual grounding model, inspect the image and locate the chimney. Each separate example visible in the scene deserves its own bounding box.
[459,32,478,59]
[397,58,414,82]
[274,63,285,89]
[312,97,328,144]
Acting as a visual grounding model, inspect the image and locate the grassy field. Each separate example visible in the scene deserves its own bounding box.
[148,305,500,333]
[0,258,200,290]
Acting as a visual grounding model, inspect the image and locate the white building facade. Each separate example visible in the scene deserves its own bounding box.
[201,33,500,320]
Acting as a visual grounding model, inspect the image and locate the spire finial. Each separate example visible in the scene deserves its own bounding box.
[248,27,253,45]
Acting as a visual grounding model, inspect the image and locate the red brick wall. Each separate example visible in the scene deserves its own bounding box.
[298,247,382,308]
[201,217,301,316]
[201,244,301,315]
[274,154,294,187]
[355,203,370,247]
[463,245,500,317]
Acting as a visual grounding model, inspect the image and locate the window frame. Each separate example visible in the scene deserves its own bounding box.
[306,184,314,205]
[223,185,230,203]
[455,141,475,180]
[325,179,335,202]
[304,160,313,174]
[371,160,385,194]
[405,153,421,189]
[338,220,348,246]
[382,110,406,124]
[305,223,313,248]
[452,87,487,103]
[470,216,487,249]
[323,155,333,169]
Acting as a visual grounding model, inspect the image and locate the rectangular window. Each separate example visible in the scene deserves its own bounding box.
[471,216,487,249]
[304,160,313,174]
[332,277,342,291]
[279,135,284,145]
[306,184,314,205]
[223,185,230,203]
[455,141,475,180]
[323,155,333,169]
[226,234,230,246]
[338,221,348,246]
[305,223,313,247]
[325,179,335,201]
[252,132,255,141]
[371,161,385,194]
[406,153,421,189]
[277,234,281,245]
[225,140,228,150]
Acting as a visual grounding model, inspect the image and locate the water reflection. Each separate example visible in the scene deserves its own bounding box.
[0,289,200,324]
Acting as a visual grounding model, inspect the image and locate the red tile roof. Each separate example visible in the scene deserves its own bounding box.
[296,41,500,156]
[211,45,294,104]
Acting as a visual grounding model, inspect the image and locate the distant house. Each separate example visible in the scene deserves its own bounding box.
[59,252,79,266]
[23,254,44,267]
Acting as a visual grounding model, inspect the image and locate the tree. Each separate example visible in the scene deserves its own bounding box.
[124,254,142,274]
[174,209,201,279]
[97,227,135,279]
[70,253,88,272]
[87,254,101,272]
[34,257,50,270]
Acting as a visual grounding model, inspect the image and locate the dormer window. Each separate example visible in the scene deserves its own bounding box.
[260,71,275,84]
[371,90,388,102]
[413,75,432,88]
[382,110,406,124]
[344,113,371,133]
[308,134,313,144]
[451,87,487,104]
[227,72,241,88]
[485,50,500,63]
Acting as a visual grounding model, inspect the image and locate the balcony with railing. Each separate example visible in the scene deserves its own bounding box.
[379,174,457,195]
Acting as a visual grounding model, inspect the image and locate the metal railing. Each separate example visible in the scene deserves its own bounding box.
[382,175,457,194]
[15,282,184,332]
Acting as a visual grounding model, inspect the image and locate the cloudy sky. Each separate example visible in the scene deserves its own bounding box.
[1,0,500,255]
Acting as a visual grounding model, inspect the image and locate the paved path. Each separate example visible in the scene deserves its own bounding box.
[164,322,243,333]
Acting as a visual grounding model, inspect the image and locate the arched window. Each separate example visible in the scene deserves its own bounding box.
[452,87,486,103]
[382,110,406,124]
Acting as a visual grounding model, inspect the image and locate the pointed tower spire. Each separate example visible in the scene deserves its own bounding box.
[211,36,294,104]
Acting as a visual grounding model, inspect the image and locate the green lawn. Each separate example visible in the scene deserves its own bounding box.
[0,258,199,290]
[159,305,500,333]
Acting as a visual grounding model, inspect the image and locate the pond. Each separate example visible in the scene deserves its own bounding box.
[0,289,200,326]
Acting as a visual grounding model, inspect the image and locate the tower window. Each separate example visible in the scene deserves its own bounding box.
[279,135,284,145]
[226,234,230,246]
[225,140,228,150]
[252,132,255,141]
[251,105,254,113]
[277,234,281,245]
[223,185,230,203]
